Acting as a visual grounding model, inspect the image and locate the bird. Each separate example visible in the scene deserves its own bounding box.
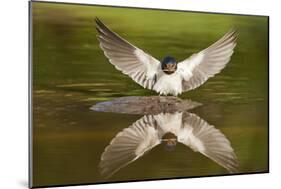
[99,112,238,178]
[95,18,237,96]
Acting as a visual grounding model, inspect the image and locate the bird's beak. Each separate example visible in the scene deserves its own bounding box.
[167,139,177,146]
[163,63,177,72]
[162,138,177,145]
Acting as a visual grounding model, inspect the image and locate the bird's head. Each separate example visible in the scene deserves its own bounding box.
[161,132,178,151]
[161,56,177,75]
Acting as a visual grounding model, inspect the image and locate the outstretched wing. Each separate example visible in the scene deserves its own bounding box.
[96,18,161,89]
[99,115,160,178]
[178,112,238,173]
[177,29,237,91]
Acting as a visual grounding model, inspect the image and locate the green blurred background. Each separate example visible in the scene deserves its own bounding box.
[32,2,268,187]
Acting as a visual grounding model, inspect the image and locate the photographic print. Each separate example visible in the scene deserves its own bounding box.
[29,1,269,188]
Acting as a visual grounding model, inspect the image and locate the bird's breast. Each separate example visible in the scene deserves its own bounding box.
[153,72,183,96]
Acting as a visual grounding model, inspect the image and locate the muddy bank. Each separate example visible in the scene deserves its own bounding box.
[90,96,201,115]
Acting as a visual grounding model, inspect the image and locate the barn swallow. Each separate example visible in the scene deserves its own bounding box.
[95,18,237,96]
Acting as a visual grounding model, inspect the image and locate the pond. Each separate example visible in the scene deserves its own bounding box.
[31,2,269,187]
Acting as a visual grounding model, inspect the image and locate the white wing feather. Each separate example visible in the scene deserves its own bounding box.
[177,30,237,91]
[96,18,161,89]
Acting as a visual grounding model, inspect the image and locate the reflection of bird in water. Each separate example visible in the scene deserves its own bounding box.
[99,112,238,178]
[95,18,237,96]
